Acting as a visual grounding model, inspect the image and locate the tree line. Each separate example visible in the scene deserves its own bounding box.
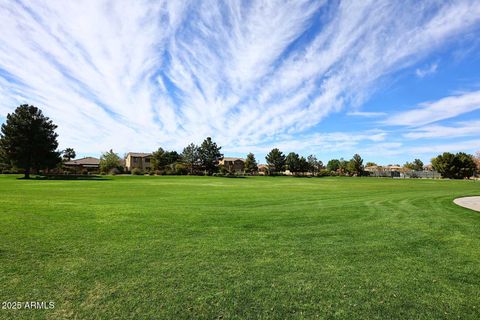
[98,137,224,176]
[1,104,479,179]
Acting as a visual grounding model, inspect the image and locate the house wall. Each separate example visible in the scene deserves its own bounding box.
[224,160,244,173]
[125,156,132,170]
[126,155,152,171]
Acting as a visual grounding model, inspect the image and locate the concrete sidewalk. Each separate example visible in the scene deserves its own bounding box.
[453,196,480,212]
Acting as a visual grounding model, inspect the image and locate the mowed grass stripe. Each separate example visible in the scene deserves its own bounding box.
[0,175,479,319]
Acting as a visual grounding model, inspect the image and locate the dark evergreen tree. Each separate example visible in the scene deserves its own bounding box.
[286,152,301,175]
[0,104,61,178]
[152,148,180,170]
[244,153,258,174]
[181,143,200,174]
[265,148,286,174]
[298,156,309,175]
[348,154,364,176]
[198,137,223,175]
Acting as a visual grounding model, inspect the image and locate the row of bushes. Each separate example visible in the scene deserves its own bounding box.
[212,172,246,178]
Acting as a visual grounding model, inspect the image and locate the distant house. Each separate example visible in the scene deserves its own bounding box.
[364,165,401,177]
[125,152,152,171]
[364,165,382,173]
[219,157,245,173]
[365,164,440,178]
[257,164,268,175]
[64,157,100,173]
[423,164,433,171]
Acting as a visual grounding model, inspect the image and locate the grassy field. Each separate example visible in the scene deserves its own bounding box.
[0,175,479,319]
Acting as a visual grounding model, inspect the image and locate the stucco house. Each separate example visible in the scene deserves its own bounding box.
[257,164,268,175]
[220,157,245,173]
[125,152,152,171]
[64,157,100,173]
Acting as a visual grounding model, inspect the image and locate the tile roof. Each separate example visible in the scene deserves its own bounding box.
[222,157,245,161]
[127,152,152,157]
[64,157,100,166]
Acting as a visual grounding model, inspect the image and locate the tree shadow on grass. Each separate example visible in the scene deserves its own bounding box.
[18,174,110,181]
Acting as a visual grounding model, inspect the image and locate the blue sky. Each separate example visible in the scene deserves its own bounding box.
[0,0,480,165]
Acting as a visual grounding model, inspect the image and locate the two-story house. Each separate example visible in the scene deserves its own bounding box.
[219,157,245,173]
[125,152,152,171]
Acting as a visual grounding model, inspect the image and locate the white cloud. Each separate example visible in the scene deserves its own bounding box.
[0,0,479,156]
[404,120,480,139]
[415,63,438,78]
[384,90,480,127]
[408,139,480,155]
[347,111,387,117]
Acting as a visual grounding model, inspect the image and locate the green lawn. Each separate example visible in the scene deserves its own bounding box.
[0,175,479,319]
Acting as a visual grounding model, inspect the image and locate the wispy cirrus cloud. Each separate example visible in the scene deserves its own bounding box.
[415,63,438,78]
[404,121,480,139]
[347,111,387,117]
[384,90,480,127]
[0,0,479,159]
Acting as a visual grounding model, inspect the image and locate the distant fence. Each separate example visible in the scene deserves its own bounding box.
[366,170,442,179]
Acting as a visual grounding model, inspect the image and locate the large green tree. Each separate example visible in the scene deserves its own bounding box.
[198,137,223,175]
[265,148,285,174]
[455,152,477,178]
[181,143,200,174]
[431,152,476,179]
[298,156,309,175]
[307,154,322,175]
[286,152,301,175]
[404,159,424,171]
[0,104,61,178]
[348,154,364,176]
[152,147,179,170]
[327,159,341,172]
[0,144,9,171]
[244,153,258,174]
[99,149,121,174]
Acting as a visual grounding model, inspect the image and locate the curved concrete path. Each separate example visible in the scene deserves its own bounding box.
[453,196,480,212]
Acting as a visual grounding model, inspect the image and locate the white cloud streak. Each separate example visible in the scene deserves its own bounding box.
[0,0,479,156]
[404,121,480,139]
[347,111,387,117]
[415,63,438,78]
[385,90,480,127]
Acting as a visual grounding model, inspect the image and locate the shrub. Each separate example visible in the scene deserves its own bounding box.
[109,168,120,175]
[317,169,331,177]
[174,163,189,175]
[219,165,228,175]
[131,168,143,175]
